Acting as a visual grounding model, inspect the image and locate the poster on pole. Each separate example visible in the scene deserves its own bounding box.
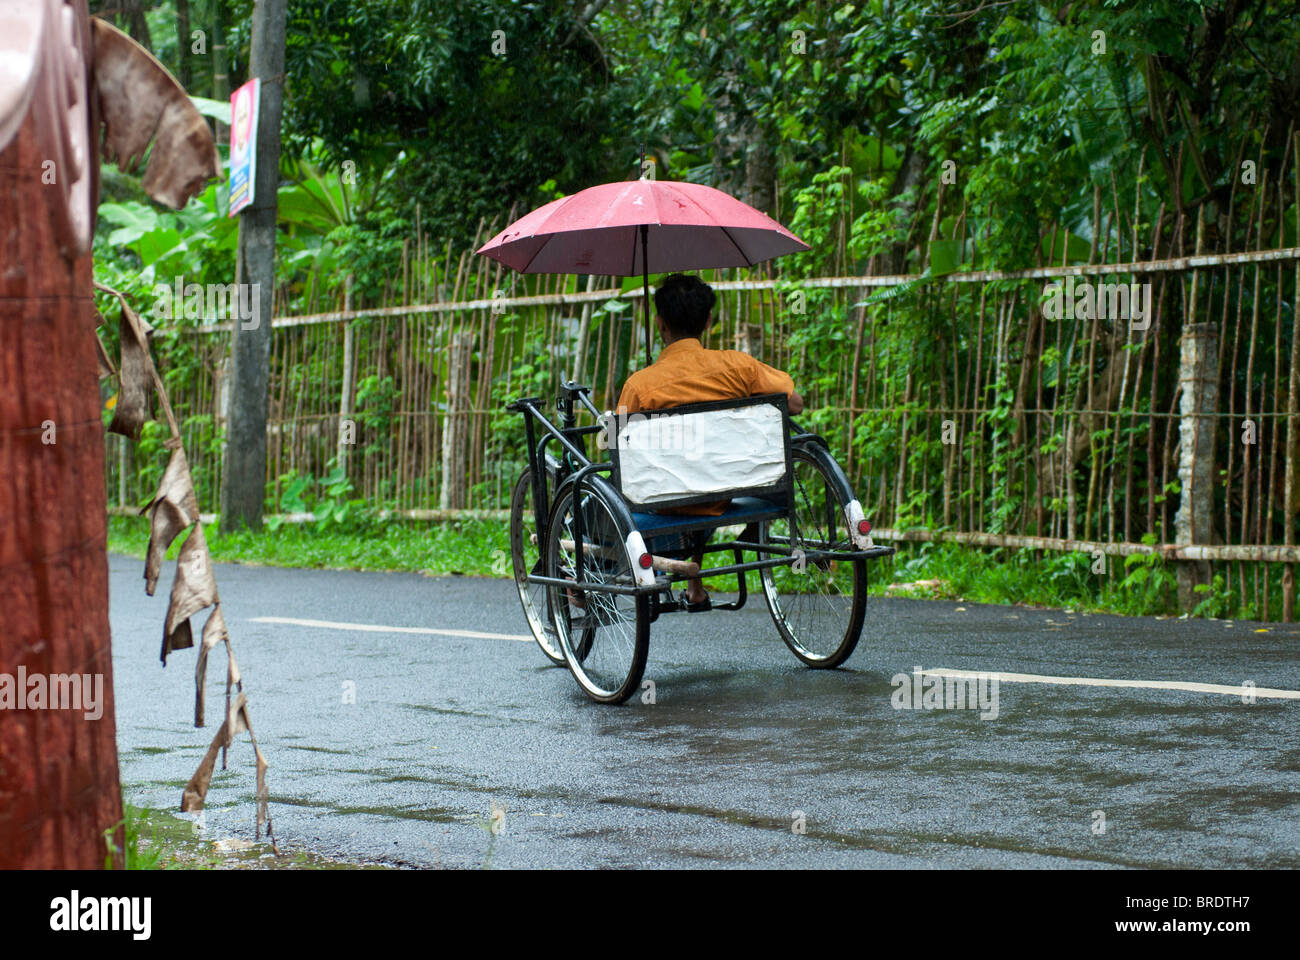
[228,78,260,216]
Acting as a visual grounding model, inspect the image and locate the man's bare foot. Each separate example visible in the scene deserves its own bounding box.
[683,544,711,605]
[684,578,708,605]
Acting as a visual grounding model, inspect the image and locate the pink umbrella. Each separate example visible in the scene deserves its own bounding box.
[476,177,809,365]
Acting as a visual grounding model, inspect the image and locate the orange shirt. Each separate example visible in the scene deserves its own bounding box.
[617,337,795,413]
[616,338,796,516]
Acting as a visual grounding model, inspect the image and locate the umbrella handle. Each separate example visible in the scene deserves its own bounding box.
[640,224,651,367]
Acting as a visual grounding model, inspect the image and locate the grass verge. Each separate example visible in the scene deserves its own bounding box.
[108,515,508,577]
[108,515,1281,620]
[105,798,393,869]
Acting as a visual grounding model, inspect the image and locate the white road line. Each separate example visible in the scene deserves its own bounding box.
[924,668,1300,701]
[248,617,1299,699]
[250,616,534,643]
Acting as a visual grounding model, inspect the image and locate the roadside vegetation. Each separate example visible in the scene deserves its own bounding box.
[103,796,393,869]
[108,515,509,577]
[109,515,1264,621]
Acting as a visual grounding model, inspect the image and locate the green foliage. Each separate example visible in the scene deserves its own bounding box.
[1116,535,1178,615]
[274,472,311,517]
[268,467,369,531]
[103,800,166,871]
[278,0,634,247]
[354,374,400,456]
[108,516,511,577]
[314,467,364,531]
[1191,574,1235,620]
[786,166,905,276]
[876,539,1180,617]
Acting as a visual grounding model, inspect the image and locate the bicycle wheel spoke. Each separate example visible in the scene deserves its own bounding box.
[546,483,647,701]
[760,449,866,667]
[510,467,565,665]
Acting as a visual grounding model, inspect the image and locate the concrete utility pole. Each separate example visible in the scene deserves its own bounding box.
[221,0,286,532]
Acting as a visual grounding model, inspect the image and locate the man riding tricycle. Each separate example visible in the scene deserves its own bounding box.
[503,273,893,703]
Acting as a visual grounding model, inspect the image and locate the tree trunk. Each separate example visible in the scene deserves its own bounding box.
[176,0,192,90]
[121,0,152,49]
[0,111,123,869]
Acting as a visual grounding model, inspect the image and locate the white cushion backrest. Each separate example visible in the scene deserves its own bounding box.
[616,403,786,505]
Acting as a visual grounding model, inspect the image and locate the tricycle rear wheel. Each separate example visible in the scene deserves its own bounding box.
[759,446,867,667]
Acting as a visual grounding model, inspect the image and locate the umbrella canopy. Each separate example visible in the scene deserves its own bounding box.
[477,178,808,365]
[478,179,808,275]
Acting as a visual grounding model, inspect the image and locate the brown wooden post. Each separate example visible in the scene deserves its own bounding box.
[732,320,762,356]
[336,276,356,476]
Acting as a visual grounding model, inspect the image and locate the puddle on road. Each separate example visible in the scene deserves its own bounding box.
[272,794,465,825]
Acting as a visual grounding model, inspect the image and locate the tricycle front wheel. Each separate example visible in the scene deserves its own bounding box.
[546,479,650,704]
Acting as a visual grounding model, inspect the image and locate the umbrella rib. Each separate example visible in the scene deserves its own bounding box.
[669,183,765,266]
[518,237,549,275]
[515,193,575,273]
[717,225,754,267]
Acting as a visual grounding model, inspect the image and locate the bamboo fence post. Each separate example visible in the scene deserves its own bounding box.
[1243,165,1265,611]
[337,275,356,478]
[1282,133,1300,620]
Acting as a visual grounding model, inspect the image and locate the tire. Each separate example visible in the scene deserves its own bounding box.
[545,478,650,704]
[509,462,565,665]
[759,445,868,667]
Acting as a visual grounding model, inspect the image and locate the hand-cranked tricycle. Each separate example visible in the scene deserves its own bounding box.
[507,381,895,703]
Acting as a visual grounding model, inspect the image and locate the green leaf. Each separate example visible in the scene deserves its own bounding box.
[134,228,184,267]
[928,238,962,275]
[99,202,160,245]
[189,96,232,126]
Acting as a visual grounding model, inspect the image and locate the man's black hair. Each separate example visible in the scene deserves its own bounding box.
[654,273,716,340]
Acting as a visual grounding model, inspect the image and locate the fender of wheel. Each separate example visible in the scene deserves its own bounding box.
[790,437,857,506]
[554,470,648,582]
[790,440,873,549]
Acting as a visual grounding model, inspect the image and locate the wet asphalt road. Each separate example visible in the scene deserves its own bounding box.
[107,552,1300,869]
